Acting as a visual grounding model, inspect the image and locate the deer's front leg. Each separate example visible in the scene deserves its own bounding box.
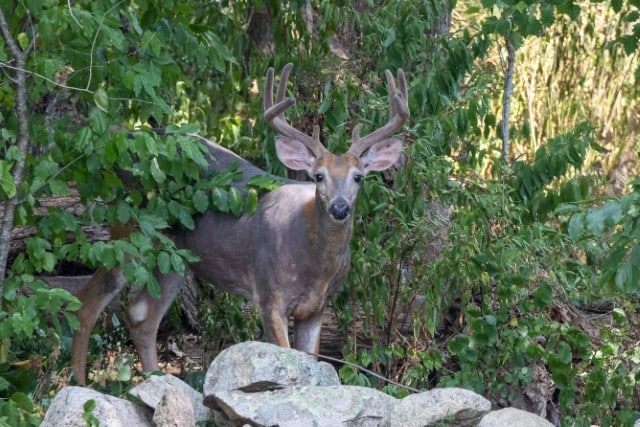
[259,296,290,348]
[127,271,185,372]
[293,310,323,355]
[72,268,127,384]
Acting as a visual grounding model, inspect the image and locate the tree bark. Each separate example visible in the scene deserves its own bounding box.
[0,9,34,293]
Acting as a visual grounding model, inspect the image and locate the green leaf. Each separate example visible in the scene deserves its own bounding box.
[229,187,243,217]
[157,251,171,274]
[117,362,132,382]
[557,341,573,364]
[360,352,371,368]
[612,307,626,325]
[65,311,80,331]
[117,201,131,224]
[89,108,108,134]
[567,213,583,241]
[0,376,10,392]
[611,0,623,13]
[245,188,258,215]
[77,127,93,151]
[11,392,34,413]
[178,208,195,230]
[83,399,96,413]
[49,179,70,196]
[211,188,229,213]
[165,123,200,134]
[620,35,638,55]
[170,252,186,276]
[247,174,283,191]
[192,190,209,213]
[533,283,553,308]
[150,157,166,184]
[615,262,635,291]
[554,203,580,215]
[17,33,29,51]
[42,252,56,272]
[383,28,396,48]
[93,86,109,113]
[176,249,199,263]
[586,201,622,236]
[0,160,17,198]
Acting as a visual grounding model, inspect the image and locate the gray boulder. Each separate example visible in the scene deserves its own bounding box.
[152,388,196,427]
[203,341,339,408]
[213,384,395,427]
[41,386,151,427]
[382,387,491,427]
[479,408,554,426]
[128,373,212,423]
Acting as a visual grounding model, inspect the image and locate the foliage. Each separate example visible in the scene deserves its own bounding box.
[0,0,639,425]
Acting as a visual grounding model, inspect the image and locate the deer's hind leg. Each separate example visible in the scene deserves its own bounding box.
[71,267,128,384]
[127,271,185,373]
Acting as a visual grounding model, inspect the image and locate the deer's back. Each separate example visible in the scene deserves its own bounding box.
[175,182,317,299]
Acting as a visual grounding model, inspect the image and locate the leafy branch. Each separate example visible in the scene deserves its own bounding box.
[501,33,516,160]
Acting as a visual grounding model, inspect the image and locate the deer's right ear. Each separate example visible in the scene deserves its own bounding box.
[275,136,316,173]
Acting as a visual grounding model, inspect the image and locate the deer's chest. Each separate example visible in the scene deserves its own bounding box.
[288,249,350,319]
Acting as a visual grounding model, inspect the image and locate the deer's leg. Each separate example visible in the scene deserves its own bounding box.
[260,298,290,348]
[71,267,127,384]
[293,310,323,355]
[127,271,185,372]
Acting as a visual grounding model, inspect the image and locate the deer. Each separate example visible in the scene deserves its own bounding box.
[70,63,409,383]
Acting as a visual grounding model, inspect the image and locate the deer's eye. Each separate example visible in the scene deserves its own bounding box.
[314,173,325,182]
[354,174,364,184]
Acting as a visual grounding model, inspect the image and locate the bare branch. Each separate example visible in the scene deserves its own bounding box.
[68,0,84,28]
[86,1,125,91]
[0,8,32,291]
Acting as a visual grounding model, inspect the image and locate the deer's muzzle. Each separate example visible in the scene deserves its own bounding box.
[329,200,350,221]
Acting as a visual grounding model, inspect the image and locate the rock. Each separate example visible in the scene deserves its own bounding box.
[128,374,212,423]
[382,387,491,427]
[152,389,196,427]
[479,408,554,426]
[203,341,339,408]
[41,386,151,427]
[213,385,395,427]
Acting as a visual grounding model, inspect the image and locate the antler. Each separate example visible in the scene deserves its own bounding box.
[349,69,409,157]
[263,63,327,158]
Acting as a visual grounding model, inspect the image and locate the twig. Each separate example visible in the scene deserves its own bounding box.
[0,61,163,107]
[312,352,422,393]
[68,0,83,28]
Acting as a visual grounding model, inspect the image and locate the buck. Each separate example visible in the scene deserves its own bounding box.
[70,64,409,383]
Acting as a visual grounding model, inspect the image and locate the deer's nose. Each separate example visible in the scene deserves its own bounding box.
[329,201,350,220]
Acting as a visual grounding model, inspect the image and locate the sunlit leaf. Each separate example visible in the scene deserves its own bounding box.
[150,157,166,184]
[93,86,109,113]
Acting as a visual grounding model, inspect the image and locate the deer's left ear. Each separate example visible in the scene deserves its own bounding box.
[275,136,316,174]
[360,137,403,173]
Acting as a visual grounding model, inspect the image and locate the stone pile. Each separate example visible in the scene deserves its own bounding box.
[42,341,554,426]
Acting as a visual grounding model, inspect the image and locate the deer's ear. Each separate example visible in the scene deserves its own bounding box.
[275,136,316,173]
[360,137,403,173]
